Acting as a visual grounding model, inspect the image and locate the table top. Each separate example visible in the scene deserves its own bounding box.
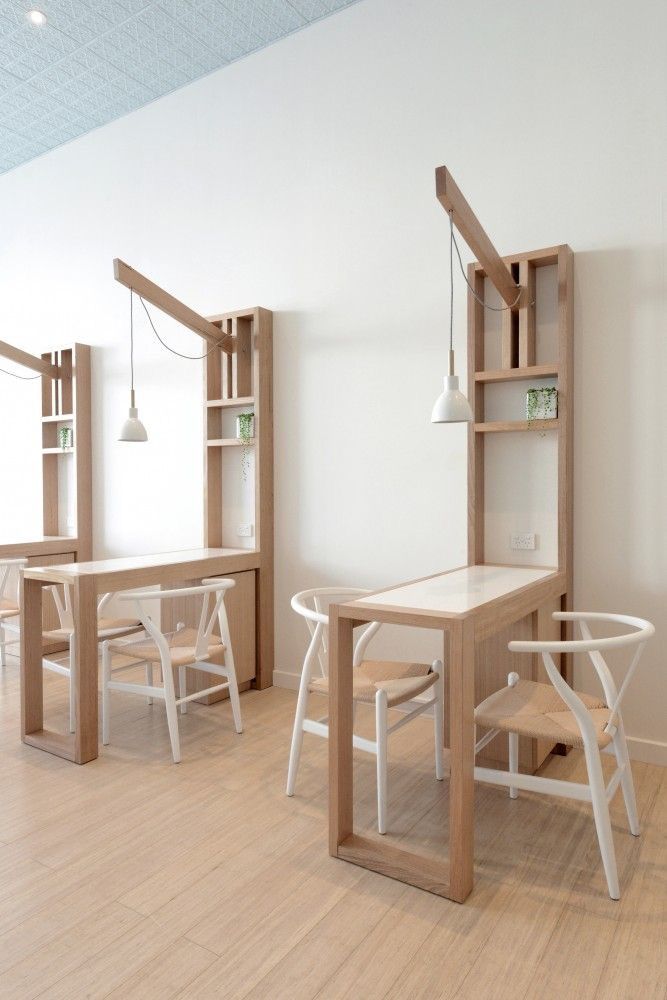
[23,547,260,587]
[0,535,79,558]
[347,564,559,618]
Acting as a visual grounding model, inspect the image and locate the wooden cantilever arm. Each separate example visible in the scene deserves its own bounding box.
[0,340,60,379]
[113,259,234,354]
[435,166,524,309]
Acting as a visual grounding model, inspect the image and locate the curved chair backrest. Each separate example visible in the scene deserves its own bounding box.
[291,588,381,677]
[0,558,27,609]
[120,579,236,664]
[509,612,654,741]
[48,584,119,632]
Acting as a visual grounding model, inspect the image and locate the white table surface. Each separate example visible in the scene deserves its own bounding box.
[352,564,558,615]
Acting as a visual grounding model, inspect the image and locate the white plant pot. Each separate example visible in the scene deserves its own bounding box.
[526,388,557,421]
[236,414,255,439]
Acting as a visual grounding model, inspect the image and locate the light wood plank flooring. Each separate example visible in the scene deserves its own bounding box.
[0,654,664,999]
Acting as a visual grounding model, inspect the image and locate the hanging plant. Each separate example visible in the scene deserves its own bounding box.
[236,412,255,482]
[58,426,73,450]
[526,387,557,435]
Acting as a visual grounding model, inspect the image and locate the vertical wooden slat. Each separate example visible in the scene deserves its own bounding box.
[329,605,354,857]
[558,246,574,685]
[42,455,58,536]
[72,575,99,764]
[501,262,520,369]
[254,307,274,688]
[467,265,485,565]
[73,344,92,560]
[448,618,475,903]
[221,319,233,399]
[232,316,252,398]
[518,260,536,367]
[20,576,44,738]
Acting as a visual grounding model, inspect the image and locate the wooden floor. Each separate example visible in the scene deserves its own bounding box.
[0,655,665,999]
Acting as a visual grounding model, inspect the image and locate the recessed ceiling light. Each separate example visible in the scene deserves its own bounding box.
[27,10,47,26]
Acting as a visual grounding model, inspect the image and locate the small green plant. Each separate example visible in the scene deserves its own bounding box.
[58,426,73,450]
[237,412,254,482]
[526,387,557,435]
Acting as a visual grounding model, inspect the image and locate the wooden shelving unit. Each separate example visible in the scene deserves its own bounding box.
[204,307,273,690]
[466,244,573,773]
[111,260,275,698]
[0,342,92,650]
[39,344,92,558]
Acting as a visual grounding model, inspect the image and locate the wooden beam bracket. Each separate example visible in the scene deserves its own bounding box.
[113,259,234,354]
[435,166,524,310]
[0,340,60,379]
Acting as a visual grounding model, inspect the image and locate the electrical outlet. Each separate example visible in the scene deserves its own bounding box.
[511,532,536,551]
[237,524,253,538]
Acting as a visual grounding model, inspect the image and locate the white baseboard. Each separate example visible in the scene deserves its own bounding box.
[273,669,300,691]
[273,670,666,767]
[625,736,667,767]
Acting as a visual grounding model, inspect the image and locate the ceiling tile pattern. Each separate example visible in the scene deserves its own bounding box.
[0,0,359,174]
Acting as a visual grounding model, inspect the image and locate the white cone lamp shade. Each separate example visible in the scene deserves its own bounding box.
[119,389,148,442]
[431,351,474,424]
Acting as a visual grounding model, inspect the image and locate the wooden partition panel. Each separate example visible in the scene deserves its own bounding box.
[467,245,573,771]
[204,307,274,689]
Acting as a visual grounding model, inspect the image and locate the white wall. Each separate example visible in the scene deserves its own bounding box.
[0,0,665,762]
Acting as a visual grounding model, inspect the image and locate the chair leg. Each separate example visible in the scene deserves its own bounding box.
[286,675,311,796]
[146,663,154,706]
[433,659,444,780]
[163,680,181,764]
[226,663,243,735]
[178,665,187,714]
[68,634,76,735]
[508,732,519,799]
[585,743,620,899]
[0,626,5,667]
[102,642,111,746]
[376,689,388,835]
[614,724,640,836]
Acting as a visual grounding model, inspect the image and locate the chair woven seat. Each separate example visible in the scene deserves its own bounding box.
[309,660,437,708]
[108,627,225,668]
[0,598,19,620]
[43,617,140,641]
[475,678,613,749]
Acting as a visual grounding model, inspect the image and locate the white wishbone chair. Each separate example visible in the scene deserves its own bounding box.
[287,587,445,834]
[39,585,141,734]
[102,579,241,763]
[473,611,654,899]
[0,558,26,666]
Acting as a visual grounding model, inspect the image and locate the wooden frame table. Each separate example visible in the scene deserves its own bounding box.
[21,547,259,764]
[329,563,566,903]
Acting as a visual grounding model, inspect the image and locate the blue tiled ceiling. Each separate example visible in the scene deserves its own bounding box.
[0,0,359,174]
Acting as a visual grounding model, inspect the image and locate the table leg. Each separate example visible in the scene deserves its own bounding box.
[329,605,354,856]
[448,618,475,902]
[72,576,99,764]
[20,577,44,739]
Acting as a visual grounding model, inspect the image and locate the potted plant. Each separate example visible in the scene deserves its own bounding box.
[58,426,73,450]
[526,387,557,430]
[236,412,254,482]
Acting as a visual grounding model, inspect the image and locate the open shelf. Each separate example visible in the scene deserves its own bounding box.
[42,447,75,454]
[474,420,559,433]
[42,413,74,422]
[207,438,256,447]
[207,397,255,409]
[474,365,558,383]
